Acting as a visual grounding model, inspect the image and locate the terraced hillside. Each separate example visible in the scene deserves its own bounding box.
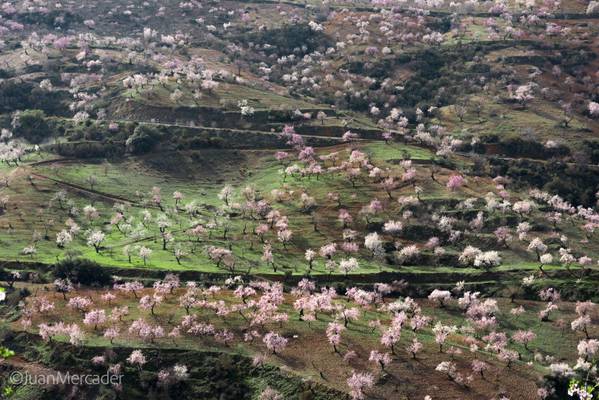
[0,0,597,399]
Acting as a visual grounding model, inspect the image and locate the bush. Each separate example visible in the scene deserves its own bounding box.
[490,157,599,207]
[53,258,112,287]
[425,16,452,33]
[0,81,67,115]
[15,10,82,29]
[13,109,51,143]
[237,23,331,56]
[499,136,545,158]
[51,141,124,159]
[582,139,599,164]
[126,124,161,154]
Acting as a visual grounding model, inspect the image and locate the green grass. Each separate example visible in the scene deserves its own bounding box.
[362,141,435,161]
[0,141,597,280]
[440,94,595,146]
[124,80,327,112]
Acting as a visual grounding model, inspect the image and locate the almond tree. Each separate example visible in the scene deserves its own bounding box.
[127,350,146,370]
[262,332,287,354]
[54,278,74,300]
[139,246,152,266]
[140,293,163,316]
[326,322,345,353]
[83,309,106,330]
[347,372,374,400]
[86,230,105,253]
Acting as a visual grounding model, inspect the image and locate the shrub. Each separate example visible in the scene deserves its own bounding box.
[238,23,331,56]
[53,258,112,287]
[126,124,161,154]
[13,109,51,143]
[15,10,82,29]
[0,81,67,115]
[582,140,599,164]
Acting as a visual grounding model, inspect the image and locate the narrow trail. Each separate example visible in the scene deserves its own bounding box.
[51,117,379,143]
[28,172,139,205]
[456,151,599,168]
[239,0,599,19]
[27,157,79,167]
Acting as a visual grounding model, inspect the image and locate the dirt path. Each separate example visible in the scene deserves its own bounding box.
[29,172,139,205]
[53,117,374,143]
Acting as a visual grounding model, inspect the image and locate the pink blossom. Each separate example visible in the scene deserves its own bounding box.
[446,175,465,191]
